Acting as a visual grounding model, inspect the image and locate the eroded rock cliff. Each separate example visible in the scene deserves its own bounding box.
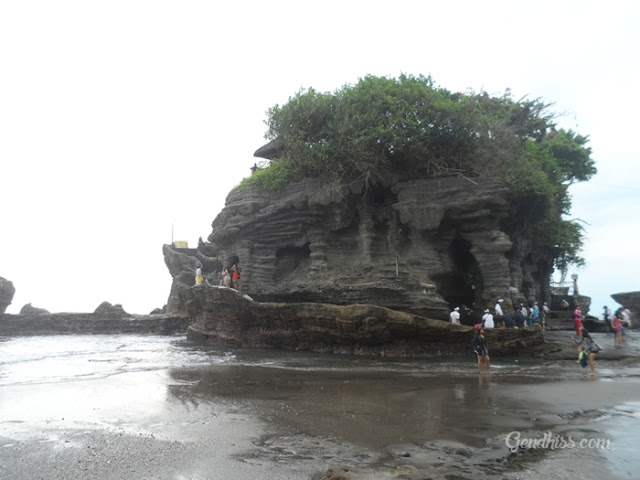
[190,176,551,319]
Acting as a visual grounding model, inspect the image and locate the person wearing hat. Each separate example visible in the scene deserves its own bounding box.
[494,299,504,328]
[450,306,461,325]
[482,308,494,329]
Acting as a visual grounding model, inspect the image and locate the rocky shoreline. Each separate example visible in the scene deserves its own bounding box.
[0,312,190,336]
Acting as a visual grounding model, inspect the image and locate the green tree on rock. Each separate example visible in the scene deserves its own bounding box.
[239,74,596,276]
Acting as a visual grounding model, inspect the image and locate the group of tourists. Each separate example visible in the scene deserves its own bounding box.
[463,298,550,375]
[450,299,549,330]
[603,305,631,347]
[192,263,242,292]
[221,264,242,291]
[467,298,626,377]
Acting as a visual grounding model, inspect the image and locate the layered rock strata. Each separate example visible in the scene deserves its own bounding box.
[179,285,543,358]
[185,176,553,320]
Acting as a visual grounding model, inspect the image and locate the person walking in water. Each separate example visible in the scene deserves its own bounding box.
[575,327,600,376]
[472,327,491,374]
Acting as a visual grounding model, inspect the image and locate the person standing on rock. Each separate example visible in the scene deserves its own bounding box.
[195,266,204,286]
[472,327,491,374]
[222,267,231,287]
[482,309,494,329]
[573,305,583,336]
[514,308,526,329]
[520,303,528,319]
[231,264,241,292]
[503,309,514,328]
[620,307,632,328]
[494,299,504,328]
[450,307,461,325]
[529,302,539,327]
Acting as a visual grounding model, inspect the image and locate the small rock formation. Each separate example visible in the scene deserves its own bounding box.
[93,301,131,317]
[0,276,16,314]
[178,284,543,357]
[19,303,50,315]
[149,306,167,315]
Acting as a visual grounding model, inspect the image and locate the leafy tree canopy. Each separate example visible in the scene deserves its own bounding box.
[240,74,596,275]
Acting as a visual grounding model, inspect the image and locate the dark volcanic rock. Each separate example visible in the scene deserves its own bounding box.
[166,176,554,320]
[178,284,543,358]
[0,312,190,336]
[94,301,131,317]
[19,303,50,315]
[611,291,640,322]
[0,276,15,314]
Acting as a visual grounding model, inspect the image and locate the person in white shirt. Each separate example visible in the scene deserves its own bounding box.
[620,307,632,328]
[482,309,495,329]
[494,299,504,328]
[520,304,528,318]
[450,307,461,325]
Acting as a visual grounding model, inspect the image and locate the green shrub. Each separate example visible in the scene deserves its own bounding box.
[249,74,596,274]
[232,160,295,193]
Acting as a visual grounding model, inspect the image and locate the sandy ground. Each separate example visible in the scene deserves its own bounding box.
[1,331,639,480]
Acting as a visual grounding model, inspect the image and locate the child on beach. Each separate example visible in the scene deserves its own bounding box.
[577,345,588,374]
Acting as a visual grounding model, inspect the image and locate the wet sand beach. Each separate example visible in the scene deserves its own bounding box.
[1,332,639,479]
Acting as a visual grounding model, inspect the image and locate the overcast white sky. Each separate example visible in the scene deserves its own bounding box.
[1,0,638,317]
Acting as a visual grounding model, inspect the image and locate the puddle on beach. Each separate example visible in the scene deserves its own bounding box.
[1,334,640,479]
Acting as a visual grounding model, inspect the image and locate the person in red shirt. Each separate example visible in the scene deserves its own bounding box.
[573,305,583,336]
[231,264,241,292]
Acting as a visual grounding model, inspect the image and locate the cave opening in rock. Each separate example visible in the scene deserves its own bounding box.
[440,235,480,310]
[273,243,312,282]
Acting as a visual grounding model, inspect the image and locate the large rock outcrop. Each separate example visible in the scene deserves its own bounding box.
[191,176,551,319]
[0,276,15,314]
[179,284,543,357]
